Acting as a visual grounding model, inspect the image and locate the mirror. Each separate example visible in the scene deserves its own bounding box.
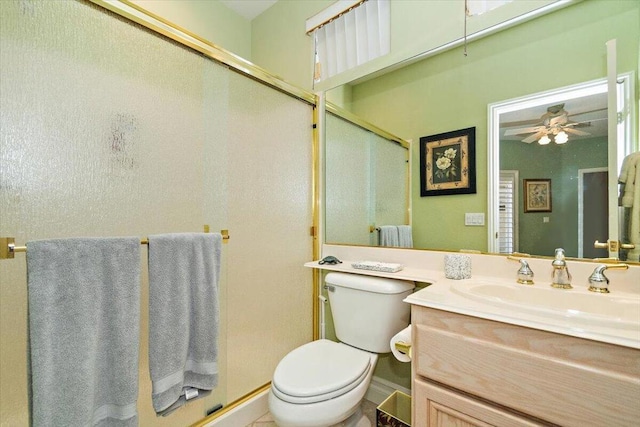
[322,0,638,260]
[488,75,634,259]
[324,105,410,247]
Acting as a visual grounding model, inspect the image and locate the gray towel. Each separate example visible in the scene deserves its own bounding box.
[379,225,399,247]
[147,233,221,416]
[397,225,413,248]
[27,237,141,427]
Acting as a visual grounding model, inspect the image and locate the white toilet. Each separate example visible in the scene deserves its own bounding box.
[268,272,415,427]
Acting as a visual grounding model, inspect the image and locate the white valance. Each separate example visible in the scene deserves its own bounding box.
[311,0,390,83]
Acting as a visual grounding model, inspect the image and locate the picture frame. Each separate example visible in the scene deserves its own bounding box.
[523,179,552,213]
[420,127,476,197]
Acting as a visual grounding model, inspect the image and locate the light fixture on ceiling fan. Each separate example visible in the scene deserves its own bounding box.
[538,129,569,145]
[504,103,592,145]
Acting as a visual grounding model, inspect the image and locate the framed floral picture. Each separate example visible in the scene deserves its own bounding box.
[523,179,552,212]
[419,127,476,196]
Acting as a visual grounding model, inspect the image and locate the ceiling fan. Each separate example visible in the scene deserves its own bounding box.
[503,103,594,144]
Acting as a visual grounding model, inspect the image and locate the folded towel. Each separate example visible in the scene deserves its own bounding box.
[397,225,413,248]
[379,225,399,247]
[626,160,640,261]
[27,237,141,427]
[351,260,404,273]
[619,151,640,208]
[148,233,222,416]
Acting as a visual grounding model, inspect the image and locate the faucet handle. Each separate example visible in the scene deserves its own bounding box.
[552,248,567,267]
[507,254,534,285]
[588,264,629,293]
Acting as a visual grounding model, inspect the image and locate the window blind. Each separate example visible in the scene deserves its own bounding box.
[312,0,390,83]
[499,171,518,253]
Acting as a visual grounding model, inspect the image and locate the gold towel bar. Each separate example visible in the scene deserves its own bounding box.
[0,231,230,260]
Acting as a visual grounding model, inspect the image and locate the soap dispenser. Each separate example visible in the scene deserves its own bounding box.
[551,248,572,289]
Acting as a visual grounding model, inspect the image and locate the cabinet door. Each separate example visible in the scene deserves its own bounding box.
[413,379,544,427]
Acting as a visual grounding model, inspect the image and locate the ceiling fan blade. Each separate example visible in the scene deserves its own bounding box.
[564,128,591,136]
[500,118,543,128]
[504,126,543,136]
[568,108,607,121]
[522,133,543,143]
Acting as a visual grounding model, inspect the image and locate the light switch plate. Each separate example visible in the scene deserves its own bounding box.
[465,213,485,226]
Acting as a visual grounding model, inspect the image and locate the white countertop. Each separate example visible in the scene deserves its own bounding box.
[405,276,640,350]
[306,258,640,350]
[304,260,440,283]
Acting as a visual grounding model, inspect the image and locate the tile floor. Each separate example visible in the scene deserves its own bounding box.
[246,399,378,427]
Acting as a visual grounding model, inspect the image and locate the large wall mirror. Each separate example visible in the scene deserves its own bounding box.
[322,0,638,262]
[488,73,635,260]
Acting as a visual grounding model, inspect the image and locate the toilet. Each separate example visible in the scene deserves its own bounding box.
[268,272,415,427]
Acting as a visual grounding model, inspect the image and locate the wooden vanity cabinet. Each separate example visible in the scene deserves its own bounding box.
[411,306,640,427]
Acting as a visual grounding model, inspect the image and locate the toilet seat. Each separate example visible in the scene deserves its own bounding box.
[271,340,372,404]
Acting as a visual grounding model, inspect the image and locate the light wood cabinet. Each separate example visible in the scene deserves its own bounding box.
[414,379,544,427]
[411,306,640,427]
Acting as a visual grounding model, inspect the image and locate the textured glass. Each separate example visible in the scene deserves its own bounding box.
[325,113,408,246]
[374,135,408,227]
[225,70,313,401]
[0,0,313,424]
[325,113,372,245]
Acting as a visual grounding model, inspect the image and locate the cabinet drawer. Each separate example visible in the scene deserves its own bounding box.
[412,306,640,427]
[413,379,544,427]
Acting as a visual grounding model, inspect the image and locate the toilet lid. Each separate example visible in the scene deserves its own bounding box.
[272,340,372,404]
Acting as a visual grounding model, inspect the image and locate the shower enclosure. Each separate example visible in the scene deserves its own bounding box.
[0,1,315,425]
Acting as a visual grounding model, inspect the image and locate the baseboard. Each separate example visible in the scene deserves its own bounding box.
[202,389,270,427]
[364,376,411,405]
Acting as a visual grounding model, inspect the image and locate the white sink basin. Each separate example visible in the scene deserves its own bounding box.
[451,282,640,330]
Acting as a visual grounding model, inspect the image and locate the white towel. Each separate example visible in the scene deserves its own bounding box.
[27,237,141,427]
[148,233,222,415]
[619,151,640,207]
[397,225,413,248]
[619,152,640,261]
[379,225,399,247]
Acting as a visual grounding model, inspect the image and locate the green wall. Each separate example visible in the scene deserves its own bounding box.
[347,0,639,252]
[251,0,332,90]
[501,137,608,257]
[130,0,252,59]
[250,1,565,92]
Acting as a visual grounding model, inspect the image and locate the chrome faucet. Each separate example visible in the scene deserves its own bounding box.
[588,263,629,293]
[507,254,534,285]
[551,248,572,289]
[516,259,534,284]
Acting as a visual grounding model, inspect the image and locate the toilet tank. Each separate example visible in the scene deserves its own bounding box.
[325,272,415,353]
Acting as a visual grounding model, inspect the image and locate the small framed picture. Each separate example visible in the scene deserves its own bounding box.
[523,179,552,213]
[419,127,476,197]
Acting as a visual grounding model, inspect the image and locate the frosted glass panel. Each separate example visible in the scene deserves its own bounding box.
[0,1,222,424]
[325,113,408,246]
[0,0,313,425]
[374,134,408,227]
[225,71,313,401]
[325,113,372,245]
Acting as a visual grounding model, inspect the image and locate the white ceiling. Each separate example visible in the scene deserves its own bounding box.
[219,0,277,20]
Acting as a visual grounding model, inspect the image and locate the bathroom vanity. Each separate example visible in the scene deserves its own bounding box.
[411,305,639,426]
[308,245,640,427]
[404,261,640,426]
